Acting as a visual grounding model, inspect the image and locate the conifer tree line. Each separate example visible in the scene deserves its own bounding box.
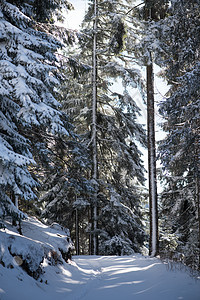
[0,0,199,270]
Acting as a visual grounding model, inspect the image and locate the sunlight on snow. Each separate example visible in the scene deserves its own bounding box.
[101,262,161,275]
[59,266,72,278]
[99,280,144,290]
[70,262,100,275]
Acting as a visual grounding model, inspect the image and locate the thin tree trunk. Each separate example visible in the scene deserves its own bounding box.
[146,62,159,256]
[92,0,98,255]
[196,176,200,269]
[75,208,80,255]
[88,207,92,255]
[15,195,18,210]
[195,135,200,269]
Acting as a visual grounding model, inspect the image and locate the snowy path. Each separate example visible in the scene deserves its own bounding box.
[67,255,200,300]
[1,255,200,300]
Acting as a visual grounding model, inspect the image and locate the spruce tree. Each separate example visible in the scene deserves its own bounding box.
[155,0,200,269]
[0,0,75,224]
[61,0,147,255]
[143,0,159,257]
[126,0,169,257]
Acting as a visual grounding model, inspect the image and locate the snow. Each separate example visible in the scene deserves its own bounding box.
[0,217,200,300]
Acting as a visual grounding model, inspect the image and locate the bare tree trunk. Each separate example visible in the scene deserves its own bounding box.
[195,134,200,269]
[144,0,159,257]
[146,62,159,256]
[75,208,80,255]
[196,176,200,269]
[92,0,98,255]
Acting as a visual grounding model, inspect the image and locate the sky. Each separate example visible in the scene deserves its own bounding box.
[64,0,88,29]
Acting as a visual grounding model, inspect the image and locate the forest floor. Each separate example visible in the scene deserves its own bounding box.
[0,217,200,300]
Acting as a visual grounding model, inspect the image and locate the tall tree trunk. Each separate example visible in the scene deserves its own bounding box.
[195,135,200,269]
[146,62,159,256]
[92,0,98,255]
[145,0,159,256]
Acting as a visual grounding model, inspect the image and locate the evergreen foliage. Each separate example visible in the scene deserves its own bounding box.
[2,0,199,264]
[58,0,147,255]
[7,0,73,23]
[154,0,200,269]
[0,0,75,223]
[126,0,199,266]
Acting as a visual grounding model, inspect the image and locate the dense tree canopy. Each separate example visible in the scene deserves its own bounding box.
[0,0,75,221]
[0,0,199,269]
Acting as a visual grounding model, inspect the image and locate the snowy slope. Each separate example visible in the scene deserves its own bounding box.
[0,217,200,300]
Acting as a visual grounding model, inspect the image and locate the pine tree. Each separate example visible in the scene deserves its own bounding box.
[60,0,147,255]
[38,130,93,255]
[155,0,200,269]
[143,0,162,257]
[91,0,98,254]
[127,0,200,267]
[0,0,75,224]
[125,0,169,257]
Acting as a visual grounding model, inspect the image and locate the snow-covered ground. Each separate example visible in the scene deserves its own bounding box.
[0,217,200,300]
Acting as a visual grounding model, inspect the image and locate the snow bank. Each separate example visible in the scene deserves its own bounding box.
[0,216,74,279]
[0,217,199,300]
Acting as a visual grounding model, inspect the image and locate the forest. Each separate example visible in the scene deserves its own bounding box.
[0,0,199,273]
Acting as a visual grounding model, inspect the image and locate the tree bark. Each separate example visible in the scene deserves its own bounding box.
[92,0,98,255]
[144,0,159,257]
[196,176,200,269]
[195,135,200,269]
[146,62,159,256]
[75,208,80,255]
